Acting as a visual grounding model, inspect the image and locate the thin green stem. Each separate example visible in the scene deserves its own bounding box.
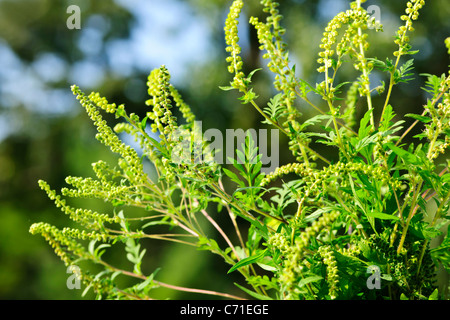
[98,260,246,300]
[397,179,423,255]
[356,0,374,127]
[416,188,450,276]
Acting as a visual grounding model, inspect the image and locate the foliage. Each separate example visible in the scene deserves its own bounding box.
[30,0,449,300]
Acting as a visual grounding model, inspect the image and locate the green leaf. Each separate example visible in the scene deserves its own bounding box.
[299,114,331,131]
[140,116,148,131]
[430,225,450,271]
[333,81,351,93]
[405,113,431,123]
[358,109,373,140]
[136,268,160,291]
[245,68,262,84]
[395,59,415,84]
[233,283,273,300]
[223,168,246,188]
[228,249,268,274]
[385,143,421,165]
[239,88,258,104]
[380,104,395,131]
[428,289,439,300]
[400,293,409,300]
[94,243,111,259]
[145,133,169,158]
[111,271,122,281]
[141,220,173,229]
[407,50,420,55]
[82,284,93,298]
[262,93,284,123]
[256,262,278,272]
[298,275,323,288]
[197,237,221,252]
[219,84,236,91]
[367,212,400,221]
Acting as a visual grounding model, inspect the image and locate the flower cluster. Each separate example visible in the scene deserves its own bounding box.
[272,210,340,296]
[29,222,90,266]
[260,162,310,187]
[72,85,148,186]
[62,227,112,242]
[296,211,340,252]
[318,245,339,300]
[170,85,195,125]
[261,161,402,191]
[146,66,178,144]
[87,91,120,114]
[268,232,292,256]
[38,180,119,230]
[61,176,130,204]
[250,1,293,98]
[338,243,361,258]
[424,73,450,160]
[394,0,425,57]
[250,0,306,162]
[317,8,371,72]
[317,6,376,99]
[91,160,123,183]
[224,0,245,90]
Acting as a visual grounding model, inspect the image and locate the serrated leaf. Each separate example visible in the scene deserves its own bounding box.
[405,113,431,123]
[223,168,245,187]
[299,114,331,131]
[358,109,373,140]
[236,148,246,165]
[239,88,258,104]
[385,143,422,165]
[380,104,395,131]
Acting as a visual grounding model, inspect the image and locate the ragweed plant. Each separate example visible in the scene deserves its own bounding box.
[31,0,449,300]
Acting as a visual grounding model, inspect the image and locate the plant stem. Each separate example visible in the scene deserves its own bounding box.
[416,188,450,275]
[356,0,374,126]
[99,260,246,300]
[201,208,240,261]
[218,178,246,249]
[397,180,423,254]
[379,5,417,126]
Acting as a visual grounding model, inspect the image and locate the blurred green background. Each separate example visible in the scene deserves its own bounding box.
[0,0,448,299]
